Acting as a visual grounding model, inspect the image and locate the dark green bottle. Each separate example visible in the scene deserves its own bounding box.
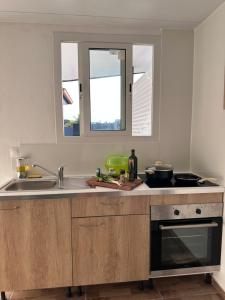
[128,149,138,181]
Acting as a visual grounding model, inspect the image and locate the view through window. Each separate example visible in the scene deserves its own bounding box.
[89,48,126,131]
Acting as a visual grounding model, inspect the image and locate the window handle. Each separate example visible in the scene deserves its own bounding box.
[129,83,132,93]
[79,83,82,93]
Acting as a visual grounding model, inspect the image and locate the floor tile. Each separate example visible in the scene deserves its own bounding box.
[86,281,162,300]
[156,275,217,299]
[9,275,224,300]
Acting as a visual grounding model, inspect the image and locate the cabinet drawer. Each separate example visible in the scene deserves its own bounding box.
[72,196,150,217]
[150,193,223,205]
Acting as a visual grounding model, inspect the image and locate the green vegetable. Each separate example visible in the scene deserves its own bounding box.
[96,174,120,185]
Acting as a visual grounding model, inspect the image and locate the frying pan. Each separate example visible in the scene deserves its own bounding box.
[174,173,216,185]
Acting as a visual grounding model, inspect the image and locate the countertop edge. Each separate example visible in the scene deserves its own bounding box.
[0,183,224,200]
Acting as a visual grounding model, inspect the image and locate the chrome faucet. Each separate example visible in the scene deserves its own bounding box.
[58,166,64,188]
[32,164,64,188]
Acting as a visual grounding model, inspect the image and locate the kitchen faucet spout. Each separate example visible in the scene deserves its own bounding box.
[31,164,56,177]
[32,164,64,188]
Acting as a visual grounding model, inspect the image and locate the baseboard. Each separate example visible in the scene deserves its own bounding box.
[212,278,225,299]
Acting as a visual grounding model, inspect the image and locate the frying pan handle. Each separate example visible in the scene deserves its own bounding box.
[198,177,217,184]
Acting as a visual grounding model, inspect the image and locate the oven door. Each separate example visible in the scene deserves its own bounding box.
[151,217,222,273]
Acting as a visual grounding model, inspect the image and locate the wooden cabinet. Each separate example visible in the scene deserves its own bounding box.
[72,214,149,286]
[72,195,150,217]
[0,199,72,291]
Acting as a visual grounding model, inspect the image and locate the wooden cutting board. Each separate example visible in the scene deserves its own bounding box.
[86,178,143,191]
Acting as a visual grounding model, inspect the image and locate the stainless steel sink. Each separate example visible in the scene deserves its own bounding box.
[2,177,93,191]
[60,177,92,190]
[4,180,57,191]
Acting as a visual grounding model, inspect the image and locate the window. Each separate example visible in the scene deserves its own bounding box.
[61,43,80,136]
[55,33,159,141]
[132,45,153,136]
[89,48,126,131]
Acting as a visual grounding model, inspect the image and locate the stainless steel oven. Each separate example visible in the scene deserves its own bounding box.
[150,203,223,278]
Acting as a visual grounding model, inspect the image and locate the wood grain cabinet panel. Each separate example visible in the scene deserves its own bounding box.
[72,215,149,286]
[0,199,72,291]
[72,196,150,217]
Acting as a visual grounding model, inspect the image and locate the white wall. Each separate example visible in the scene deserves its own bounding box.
[160,30,193,167]
[0,24,193,182]
[190,2,225,289]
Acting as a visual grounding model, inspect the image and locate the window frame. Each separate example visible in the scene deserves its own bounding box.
[54,32,160,143]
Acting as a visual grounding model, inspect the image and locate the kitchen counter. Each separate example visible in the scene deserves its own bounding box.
[0,176,223,292]
[0,176,224,200]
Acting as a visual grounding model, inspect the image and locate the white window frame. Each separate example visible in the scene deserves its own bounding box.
[54,32,160,143]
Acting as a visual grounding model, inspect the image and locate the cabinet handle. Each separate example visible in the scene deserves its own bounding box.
[100,201,124,206]
[0,206,20,211]
[79,223,105,228]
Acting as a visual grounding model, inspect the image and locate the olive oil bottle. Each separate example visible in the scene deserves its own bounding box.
[128,149,138,181]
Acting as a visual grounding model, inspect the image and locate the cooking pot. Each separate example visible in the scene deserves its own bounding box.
[145,161,173,182]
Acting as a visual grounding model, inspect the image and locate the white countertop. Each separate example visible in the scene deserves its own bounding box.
[0,176,224,199]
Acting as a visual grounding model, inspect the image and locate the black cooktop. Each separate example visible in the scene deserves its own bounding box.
[138,173,219,188]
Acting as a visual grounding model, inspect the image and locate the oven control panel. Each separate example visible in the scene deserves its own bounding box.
[151,203,223,220]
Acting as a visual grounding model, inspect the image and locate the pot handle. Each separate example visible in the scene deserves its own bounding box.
[145,168,155,174]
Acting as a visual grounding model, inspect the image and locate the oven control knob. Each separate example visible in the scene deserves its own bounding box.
[174,209,180,216]
[196,208,201,215]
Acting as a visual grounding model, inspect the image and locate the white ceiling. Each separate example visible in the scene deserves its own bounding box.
[0,0,224,33]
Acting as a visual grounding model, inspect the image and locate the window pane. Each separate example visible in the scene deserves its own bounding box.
[61,42,80,136]
[132,45,153,136]
[89,49,126,131]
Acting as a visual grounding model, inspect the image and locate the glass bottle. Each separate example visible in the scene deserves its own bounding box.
[130,149,138,179]
[16,157,27,179]
[128,149,138,181]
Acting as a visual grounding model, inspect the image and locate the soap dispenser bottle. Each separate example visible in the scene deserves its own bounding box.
[16,157,27,179]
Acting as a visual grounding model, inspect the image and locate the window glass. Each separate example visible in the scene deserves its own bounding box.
[132,45,153,136]
[61,42,80,136]
[89,48,126,131]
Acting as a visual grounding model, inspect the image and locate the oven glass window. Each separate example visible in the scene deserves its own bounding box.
[161,227,211,267]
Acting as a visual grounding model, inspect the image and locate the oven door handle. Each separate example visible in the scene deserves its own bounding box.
[159,222,218,230]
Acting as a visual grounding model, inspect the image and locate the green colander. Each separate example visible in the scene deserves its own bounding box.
[105,154,129,176]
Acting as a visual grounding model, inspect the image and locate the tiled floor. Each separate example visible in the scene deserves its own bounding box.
[6,275,224,300]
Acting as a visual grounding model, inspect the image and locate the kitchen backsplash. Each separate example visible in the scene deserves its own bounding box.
[20,142,190,177]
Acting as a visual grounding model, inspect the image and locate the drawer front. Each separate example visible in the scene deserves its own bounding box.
[150,193,223,206]
[72,196,150,217]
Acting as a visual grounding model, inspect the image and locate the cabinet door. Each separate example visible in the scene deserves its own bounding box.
[0,199,72,291]
[72,215,149,286]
